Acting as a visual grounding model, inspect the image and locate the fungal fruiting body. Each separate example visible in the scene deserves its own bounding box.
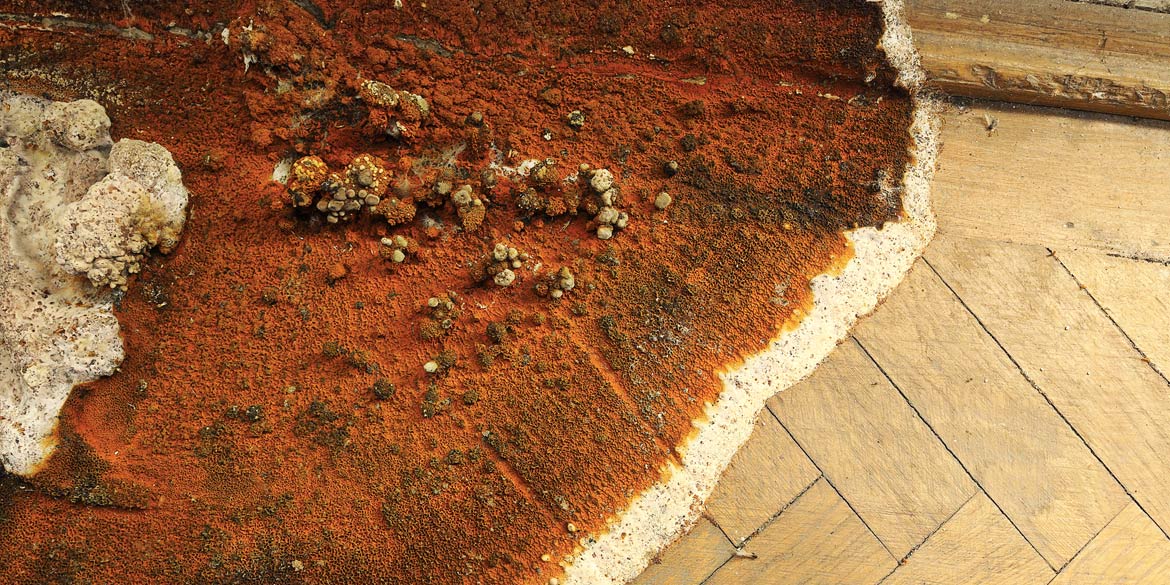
[0,92,188,475]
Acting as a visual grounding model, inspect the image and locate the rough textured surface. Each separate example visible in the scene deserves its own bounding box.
[0,1,928,583]
[0,92,188,476]
[56,139,189,289]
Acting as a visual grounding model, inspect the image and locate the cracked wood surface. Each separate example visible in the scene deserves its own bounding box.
[908,0,1170,121]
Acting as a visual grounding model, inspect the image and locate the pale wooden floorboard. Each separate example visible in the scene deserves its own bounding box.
[1050,504,1170,584]
[852,261,1128,567]
[704,411,820,546]
[881,493,1054,585]
[705,479,896,585]
[629,518,734,585]
[932,102,1170,261]
[1057,251,1170,381]
[926,235,1170,538]
[769,339,976,559]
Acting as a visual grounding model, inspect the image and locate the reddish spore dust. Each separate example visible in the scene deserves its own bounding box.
[0,1,913,583]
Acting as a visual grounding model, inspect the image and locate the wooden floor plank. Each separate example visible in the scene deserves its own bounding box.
[926,235,1170,537]
[703,411,820,546]
[932,102,1170,261]
[1057,250,1170,379]
[630,517,734,585]
[853,261,1128,567]
[769,340,977,559]
[705,479,896,585]
[1050,503,1170,584]
[881,493,1054,585]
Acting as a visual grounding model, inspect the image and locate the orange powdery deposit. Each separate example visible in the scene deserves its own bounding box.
[0,0,913,583]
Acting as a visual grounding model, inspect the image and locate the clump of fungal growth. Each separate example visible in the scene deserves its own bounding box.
[287,155,329,207]
[0,92,189,475]
[358,79,431,141]
[318,154,390,224]
[287,154,391,224]
[420,293,460,340]
[515,162,629,239]
[476,242,528,288]
[372,379,397,401]
[422,350,457,379]
[378,235,417,264]
[581,167,629,240]
[450,184,486,231]
[516,159,582,218]
[566,110,586,129]
[372,189,418,227]
[654,191,673,210]
[535,266,576,299]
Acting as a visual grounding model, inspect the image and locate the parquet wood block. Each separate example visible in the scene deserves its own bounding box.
[1051,504,1170,584]
[1058,251,1170,380]
[853,262,1127,567]
[927,236,1170,536]
[704,412,820,546]
[882,493,1053,584]
[706,479,896,585]
[769,340,976,559]
[931,103,1170,261]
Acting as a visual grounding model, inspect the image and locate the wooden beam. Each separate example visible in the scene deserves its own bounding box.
[906,0,1170,121]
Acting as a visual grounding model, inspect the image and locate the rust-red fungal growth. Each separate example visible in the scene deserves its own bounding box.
[0,0,913,582]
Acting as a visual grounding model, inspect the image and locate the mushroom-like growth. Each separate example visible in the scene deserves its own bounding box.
[358,79,431,141]
[288,155,329,207]
[451,184,486,231]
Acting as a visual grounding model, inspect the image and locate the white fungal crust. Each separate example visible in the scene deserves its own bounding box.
[0,92,189,476]
[42,99,112,152]
[562,2,940,583]
[54,174,157,290]
[108,139,190,253]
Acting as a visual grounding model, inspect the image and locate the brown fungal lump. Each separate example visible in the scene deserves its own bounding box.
[0,1,937,584]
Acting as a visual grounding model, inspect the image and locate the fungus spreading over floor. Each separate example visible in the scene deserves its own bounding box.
[0,1,935,583]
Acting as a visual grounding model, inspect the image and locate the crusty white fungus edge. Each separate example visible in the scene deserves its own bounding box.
[563,2,938,583]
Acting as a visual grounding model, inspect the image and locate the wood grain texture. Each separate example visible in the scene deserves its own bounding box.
[881,493,1054,585]
[852,261,1127,567]
[932,102,1170,261]
[927,236,1170,537]
[630,518,734,585]
[769,340,976,559]
[1068,0,1170,15]
[706,479,896,585]
[704,411,820,546]
[1058,251,1170,380]
[1050,503,1170,584]
[907,0,1170,120]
